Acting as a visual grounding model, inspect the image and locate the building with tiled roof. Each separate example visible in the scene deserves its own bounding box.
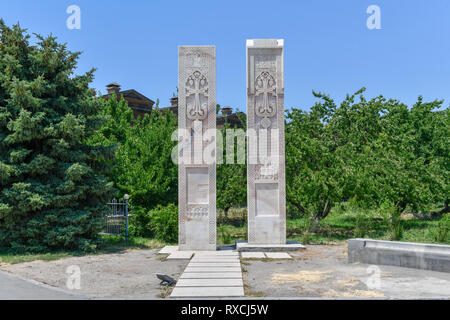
[102,83,155,118]
[159,96,244,129]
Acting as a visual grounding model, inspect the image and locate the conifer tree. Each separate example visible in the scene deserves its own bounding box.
[0,21,113,252]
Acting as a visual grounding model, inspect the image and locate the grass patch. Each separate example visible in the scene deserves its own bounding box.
[290,209,449,245]
[216,205,449,245]
[216,224,247,245]
[245,290,266,297]
[157,285,174,299]
[0,235,164,265]
[243,282,266,297]
[0,252,73,265]
[99,235,164,253]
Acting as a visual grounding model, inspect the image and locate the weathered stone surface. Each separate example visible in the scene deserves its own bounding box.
[246,39,286,244]
[158,245,179,254]
[171,286,244,297]
[178,46,216,251]
[180,272,242,279]
[166,251,193,260]
[348,239,450,273]
[176,278,243,287]
[194,251,238,256]
[236,241,305,252]
[265,252,292,259]
[184,267,241,273]
[171,249,244,298]
[241,252,266,259]
[189,262,240,267]
[190,258,240,263]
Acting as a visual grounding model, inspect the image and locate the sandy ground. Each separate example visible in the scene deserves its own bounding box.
[0,249,188,299]
[242,244,450,298]
[1,244,449,299]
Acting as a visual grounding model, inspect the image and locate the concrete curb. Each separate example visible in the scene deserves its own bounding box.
[348,239,450,273]
[0,270,92,300]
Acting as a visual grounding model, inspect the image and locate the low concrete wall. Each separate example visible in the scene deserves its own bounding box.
[348,239,450,273]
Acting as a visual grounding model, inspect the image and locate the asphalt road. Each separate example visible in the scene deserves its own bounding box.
[0,271,87,300]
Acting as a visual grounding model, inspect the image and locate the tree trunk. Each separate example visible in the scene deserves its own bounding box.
[430,200,449,217]
[224,207,230,218]
[309,216,320,233]
[320,200,333,219]
[309,200,332,233]
[287,199,310,216]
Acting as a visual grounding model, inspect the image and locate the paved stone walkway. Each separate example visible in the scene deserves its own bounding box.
[170,251,244,298]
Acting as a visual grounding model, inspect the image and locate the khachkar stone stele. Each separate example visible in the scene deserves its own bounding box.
[246,39,286,244]
[178,46,216,251]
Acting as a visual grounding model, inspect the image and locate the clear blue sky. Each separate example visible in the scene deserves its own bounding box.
[1,0,449,111]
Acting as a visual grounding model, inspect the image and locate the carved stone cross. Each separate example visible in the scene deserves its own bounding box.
[186,71,209,120]
[178,46,216,251]
[255,71,276,119]
[247,39,286,245]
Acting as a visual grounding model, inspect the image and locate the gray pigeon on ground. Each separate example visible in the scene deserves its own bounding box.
[156,274,176,286]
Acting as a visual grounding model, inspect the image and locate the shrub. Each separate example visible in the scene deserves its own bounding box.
[389,213,404,241]
[148,204,178,243]
[431,214,449,243]
[354,212,370,238]
[89,97,178,237]
[218,226,232,245]
[216,121,247,218]
[296,217,315,243]
[128,206,152,237]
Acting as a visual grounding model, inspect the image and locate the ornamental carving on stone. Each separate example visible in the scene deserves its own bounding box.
[255,71,277,128]
[186,71,209,121]
[186,205,209,218]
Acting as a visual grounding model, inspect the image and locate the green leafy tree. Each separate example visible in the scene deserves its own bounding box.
[216,114,247,218]
[431,108,450,215]
[286,91,348,230]
[370,97,449,216]
[90,93,134,146]
[115,109,178,209]
[351,96,449,238]
[323,89,386,208]
[286,88,449,234]
[216,163,246,216]
[0,21,113,252]
[148,203,178,243]
[91,96,178,236]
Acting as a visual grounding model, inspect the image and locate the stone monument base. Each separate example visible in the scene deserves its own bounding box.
[236,241,306,252]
